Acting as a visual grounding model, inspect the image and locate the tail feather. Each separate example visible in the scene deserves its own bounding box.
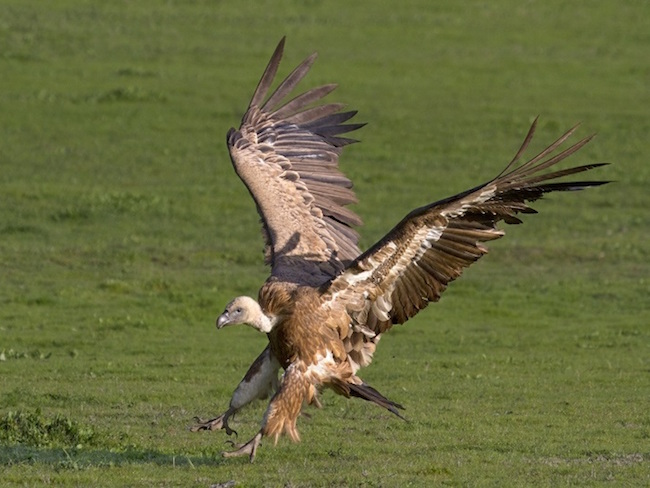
[333,379,406,420]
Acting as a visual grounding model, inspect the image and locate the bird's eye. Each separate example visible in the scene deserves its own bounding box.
[235,307,242,314]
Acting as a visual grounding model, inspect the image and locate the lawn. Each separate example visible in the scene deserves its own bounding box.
[1,1,648,486]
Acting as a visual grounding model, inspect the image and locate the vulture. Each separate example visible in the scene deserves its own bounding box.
[191,38,608,461]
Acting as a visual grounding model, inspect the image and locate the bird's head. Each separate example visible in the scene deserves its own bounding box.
[216,296,274,333]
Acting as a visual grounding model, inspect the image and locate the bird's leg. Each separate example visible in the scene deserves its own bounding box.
[190,346,279,436]
[190,407,237,436]
[220,362,309,462]
[222,431,263,462]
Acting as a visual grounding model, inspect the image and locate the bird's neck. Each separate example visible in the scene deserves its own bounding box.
[254,313,275,333]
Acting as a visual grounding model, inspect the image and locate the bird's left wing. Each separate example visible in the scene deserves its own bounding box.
[227,38,364,285]
[323,119,609,336]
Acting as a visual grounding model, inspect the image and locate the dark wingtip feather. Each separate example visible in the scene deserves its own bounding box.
[262,51,319,112]
[496,116,539,178]
[326,135,363,147]
[248,37,286,109]
[314,123,367,137]
[537,180,612,192]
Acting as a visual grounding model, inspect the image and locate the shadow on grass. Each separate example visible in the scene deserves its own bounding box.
[0,444,222,469]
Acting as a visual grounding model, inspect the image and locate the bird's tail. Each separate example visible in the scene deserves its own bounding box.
[332,378,406,420]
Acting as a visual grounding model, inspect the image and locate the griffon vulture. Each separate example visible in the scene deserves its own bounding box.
[191,38,608,461]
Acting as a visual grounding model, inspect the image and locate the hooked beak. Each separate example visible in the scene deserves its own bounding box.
[216,312,230,329]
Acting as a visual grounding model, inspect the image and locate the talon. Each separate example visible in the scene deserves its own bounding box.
[190,415,222,432]
[191,416,211,428]
[190,409,239,434]
[222,432,262,463]
[189,414,225,433]
[224,439,242,449]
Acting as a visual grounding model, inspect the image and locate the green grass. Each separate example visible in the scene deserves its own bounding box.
[1,0,648,486]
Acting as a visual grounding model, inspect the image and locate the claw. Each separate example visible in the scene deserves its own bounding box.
[222,432,262,463]
[224,439,241,449]
[190,411,237,436]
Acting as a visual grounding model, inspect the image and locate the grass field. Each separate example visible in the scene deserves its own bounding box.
[1,1,648,486]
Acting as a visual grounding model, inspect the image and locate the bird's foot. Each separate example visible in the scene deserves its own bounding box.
[190,412,237,436]
[222,432,263,463]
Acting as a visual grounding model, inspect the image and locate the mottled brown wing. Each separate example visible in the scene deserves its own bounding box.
[324,118,609,337]
[228,38,364,286]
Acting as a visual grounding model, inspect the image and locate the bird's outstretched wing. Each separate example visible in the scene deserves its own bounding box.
[324,118,609,336]
[227,38,364,285]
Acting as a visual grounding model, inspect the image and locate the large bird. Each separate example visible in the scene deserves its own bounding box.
[191,38,608,461]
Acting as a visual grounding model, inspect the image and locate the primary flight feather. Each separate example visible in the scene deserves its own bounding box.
[191,37,609,461]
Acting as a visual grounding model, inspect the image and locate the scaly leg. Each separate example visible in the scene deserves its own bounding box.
[222,362,309,462]
[191,345,280,435]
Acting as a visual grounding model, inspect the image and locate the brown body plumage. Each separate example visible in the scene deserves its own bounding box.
[191,38,609,461]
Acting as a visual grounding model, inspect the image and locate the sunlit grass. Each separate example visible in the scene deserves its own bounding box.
[1,0,648,486]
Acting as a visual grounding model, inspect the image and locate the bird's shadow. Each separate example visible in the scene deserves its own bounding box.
[271,231,355,285]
